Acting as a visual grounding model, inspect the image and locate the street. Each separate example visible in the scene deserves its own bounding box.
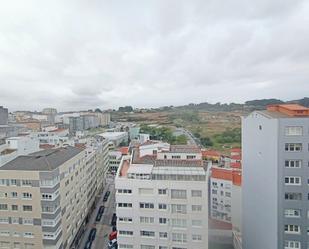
[174,127,201,146]
[77,177,116,249]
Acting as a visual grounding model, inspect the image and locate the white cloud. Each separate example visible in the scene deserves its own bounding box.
[0,0,308,111]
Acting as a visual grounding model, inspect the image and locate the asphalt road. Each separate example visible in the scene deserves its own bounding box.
[174,128,201,146]
[77,177,116,249]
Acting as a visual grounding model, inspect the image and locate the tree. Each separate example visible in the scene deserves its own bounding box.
[95,108,102,113]
[118,106,133,112]
[200,137,213,147]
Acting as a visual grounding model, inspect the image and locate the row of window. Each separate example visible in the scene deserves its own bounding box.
[0,241,34,249]
[117,203,203,213]
[119,230,202,242]
[0,192,33,199]
[0,179,32,187]
[0,230,34,238]
[119,246,187,249]
[0,217,33,225]
[117,188,203,197]
[0,204,32,212]
[118,216,202,227]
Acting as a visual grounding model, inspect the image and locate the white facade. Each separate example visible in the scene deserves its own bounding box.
[97,132,128,147]
[210,176,232,223]
[139,142,170,158]
[115,148,209,249]
[232,183,242,249]
[108,151,122,173]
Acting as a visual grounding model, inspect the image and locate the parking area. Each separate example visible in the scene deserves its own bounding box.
[77,177,116,249]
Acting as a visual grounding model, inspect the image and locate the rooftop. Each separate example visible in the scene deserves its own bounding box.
[154,159,203,167]
[1,146,83,171]
[264,104,309,117]
[169,145,201,153]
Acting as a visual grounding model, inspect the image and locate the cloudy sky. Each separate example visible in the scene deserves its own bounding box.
[0,0,309,111]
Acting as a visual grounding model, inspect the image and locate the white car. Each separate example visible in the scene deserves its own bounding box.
[108,239,117,249]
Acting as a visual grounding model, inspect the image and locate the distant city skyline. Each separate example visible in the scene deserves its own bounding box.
[1,0,309,111]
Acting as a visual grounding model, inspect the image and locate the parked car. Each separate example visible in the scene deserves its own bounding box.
[95,206,105,222]
[105,191,110,197]
[111,213,117,226]
[84,241,92,249]
[112,226,117,232]
[109,231,117,241]
[108,239,118,249]
[88,228,97,242]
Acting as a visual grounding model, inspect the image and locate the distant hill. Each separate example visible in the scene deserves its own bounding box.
[157,97,309,112]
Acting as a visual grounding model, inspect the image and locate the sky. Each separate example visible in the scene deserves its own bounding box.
[0,0,309,111]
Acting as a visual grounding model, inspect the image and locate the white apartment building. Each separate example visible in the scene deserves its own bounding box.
[0,136,40,167]
[115,145,209,249]
[0,137,109,249]
[97,132,128,147]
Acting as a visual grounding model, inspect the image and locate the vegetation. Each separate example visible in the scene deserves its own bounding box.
[140,125,187,145]
[118,106,134,112]
[213,128,241,144]
[200,137,213,147]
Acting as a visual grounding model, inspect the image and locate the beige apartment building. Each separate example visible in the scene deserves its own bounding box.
[0,139,109,249]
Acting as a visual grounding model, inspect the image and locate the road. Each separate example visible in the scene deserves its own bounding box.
[174,128,201,146]
[77,177,116,249]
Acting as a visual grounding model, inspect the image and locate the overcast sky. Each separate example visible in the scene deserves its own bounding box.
[0,0,309,111]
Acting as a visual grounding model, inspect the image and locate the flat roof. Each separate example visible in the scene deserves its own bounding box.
[1,146,83,171]
[152,166,206,176]
[169,145,201,153]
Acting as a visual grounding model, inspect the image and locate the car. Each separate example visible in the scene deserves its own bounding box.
[95,206,105,222]
[109,231,117,241]
[103,196,108,202]
[111,213,117,226]
[84,241,92,249]
[88,228,97,242]
[108,239,118,249]
[105,191,110,197]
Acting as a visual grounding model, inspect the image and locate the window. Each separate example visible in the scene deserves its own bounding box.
[117,189,132,194]
[285,160,302,168]
[285,176,301,185]
[0,192,7,198]
[187,155,196,159]
[191,190,202,197]
[172,233,187,243]
[192,219,202,227]
[10,179,17,185]
[159,247,168,249]
[285,193,302,200]
[0,204,8,211]
[119,217,133,223]
[171,218,187,228]
[284,209,301,218]
[171,204,186,214]
[158,203,167,210]
[0,217,8,224]
[23,218,33,225]
[119,230,133,236]
[284,225,300,234]
[192,234,202,241]
[11,192,18,198]
[118,203,132,208]
[22,180,32,186]
[159,232,168,239]
[225,192,231,197]
[159,218,167,224]
[42,194,53,200]
[285,127,303,136]
[140,246,155,249]
[11,217,19,224]
[284,240,301,249]
[140,231,155,237]
[171,190,187,199]
[158,189,167,195]
[192,205,202,212]
[140,217,154,224]
[22,193,32,199]
[23,205,33,212]
[11,205,18,211]
[140,203,154,209]
[119,245,133,249]
[172,155,181,159]
[24,232,34,238]
[285,143,302,152]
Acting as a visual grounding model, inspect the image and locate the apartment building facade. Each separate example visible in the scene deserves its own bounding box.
[0,140,109,249]
[242,104,309,249]
[115,145,209,249]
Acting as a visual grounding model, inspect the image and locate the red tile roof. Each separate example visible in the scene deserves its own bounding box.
[202,150,221,157]
[119,147,129,155]
[39,144,55,149]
